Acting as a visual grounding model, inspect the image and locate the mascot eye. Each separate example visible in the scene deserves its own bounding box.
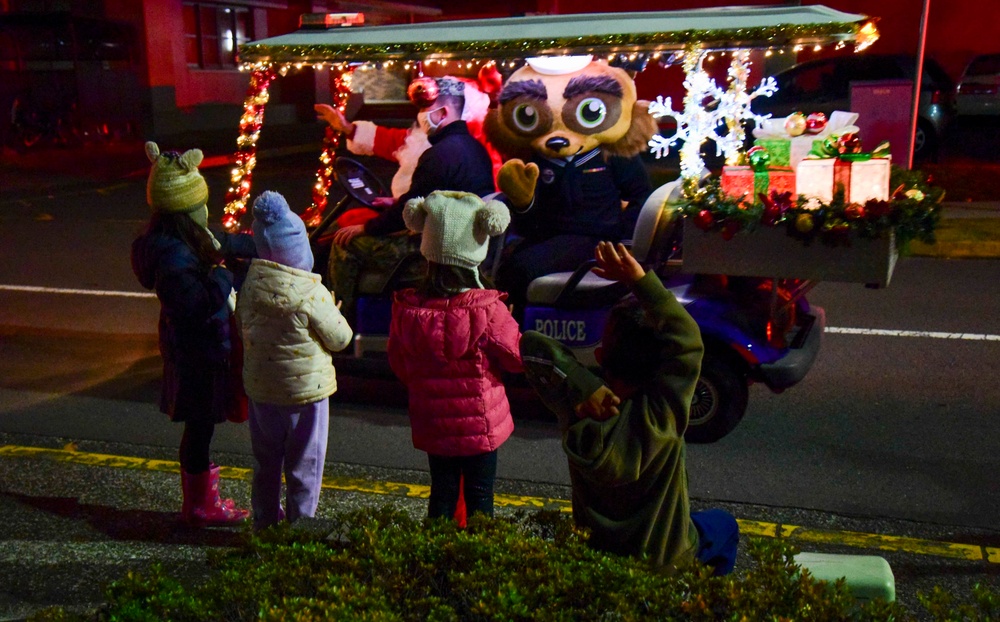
[575,98,607,128]
[513,103,541,132]
[562,92,621,135]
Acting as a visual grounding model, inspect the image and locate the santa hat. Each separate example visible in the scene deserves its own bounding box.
[403,191,509,270]
[145,141,208,214]
[251,190,314,272]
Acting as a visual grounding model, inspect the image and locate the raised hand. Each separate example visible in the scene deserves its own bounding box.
[592,241,645,284]
[314,104,355,136]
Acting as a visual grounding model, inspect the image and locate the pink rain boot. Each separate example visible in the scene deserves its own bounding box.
[182,466,248,527]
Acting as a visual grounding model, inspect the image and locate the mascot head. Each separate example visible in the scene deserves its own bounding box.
[486,56,657,160]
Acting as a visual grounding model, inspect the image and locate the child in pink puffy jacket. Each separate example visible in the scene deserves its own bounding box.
[388,190,522,519]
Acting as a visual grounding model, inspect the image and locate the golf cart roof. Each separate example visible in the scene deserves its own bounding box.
[239,5,876,65]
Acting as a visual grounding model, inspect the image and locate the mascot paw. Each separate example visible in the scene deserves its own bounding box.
[498,160,539,209]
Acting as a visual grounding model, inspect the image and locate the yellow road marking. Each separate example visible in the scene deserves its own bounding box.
[0,444,993,562]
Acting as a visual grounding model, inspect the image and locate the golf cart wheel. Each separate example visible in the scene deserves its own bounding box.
[685,352,748,444]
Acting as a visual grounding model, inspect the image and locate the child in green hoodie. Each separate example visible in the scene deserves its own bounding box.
[520,241,738,574]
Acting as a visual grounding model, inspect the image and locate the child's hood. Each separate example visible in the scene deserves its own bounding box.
[240,259,323,315]
[393,288,506,362]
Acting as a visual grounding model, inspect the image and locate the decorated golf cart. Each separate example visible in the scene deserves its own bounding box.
[226,6,942,442]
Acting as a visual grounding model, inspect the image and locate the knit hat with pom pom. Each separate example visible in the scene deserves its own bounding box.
[251,190,314,272]
[145,141,209,214]
[403,190,510,270]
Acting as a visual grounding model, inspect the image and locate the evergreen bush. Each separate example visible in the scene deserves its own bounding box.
[30,506,998,621]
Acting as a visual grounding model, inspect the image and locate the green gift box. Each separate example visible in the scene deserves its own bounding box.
[754,136,823,168]
[754,138,791,167]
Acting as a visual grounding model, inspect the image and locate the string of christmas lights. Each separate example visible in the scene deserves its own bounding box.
[237,21,875,65]
[223,67,275,231]
[301,68,353,228]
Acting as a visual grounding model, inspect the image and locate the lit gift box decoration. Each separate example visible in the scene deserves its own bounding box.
[752,110,860,169]
[796,137,891,204]
[720,145,795,202]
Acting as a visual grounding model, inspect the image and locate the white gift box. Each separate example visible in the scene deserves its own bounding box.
[796,157,891,204]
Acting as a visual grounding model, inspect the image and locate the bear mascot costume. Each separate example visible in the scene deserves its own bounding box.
[485,56,658,314]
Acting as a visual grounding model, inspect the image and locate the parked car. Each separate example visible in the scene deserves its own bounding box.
[956,53,1000,116]
[752,53,956,159]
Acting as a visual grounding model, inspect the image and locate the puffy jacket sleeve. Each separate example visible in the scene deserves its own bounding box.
[306,283,354,353]
[485,298,523,374]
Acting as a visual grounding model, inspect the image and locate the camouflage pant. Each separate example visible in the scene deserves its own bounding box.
[327,232,425,318]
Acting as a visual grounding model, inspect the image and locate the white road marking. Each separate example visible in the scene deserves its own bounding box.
[0,284,156,298]
[827,327,1000,341]
[1,286,997,340]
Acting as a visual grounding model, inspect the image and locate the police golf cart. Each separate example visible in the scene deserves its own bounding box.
[224,6,941,442]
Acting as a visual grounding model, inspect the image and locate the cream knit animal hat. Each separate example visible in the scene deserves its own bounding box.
[403,190,510,269]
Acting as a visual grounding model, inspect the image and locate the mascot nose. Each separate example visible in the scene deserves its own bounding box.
[545,136,570,151]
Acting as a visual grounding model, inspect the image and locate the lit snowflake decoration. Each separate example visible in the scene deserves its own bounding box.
[648,48,778,179]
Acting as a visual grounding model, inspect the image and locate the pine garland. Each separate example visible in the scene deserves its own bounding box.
[677,166,944,247]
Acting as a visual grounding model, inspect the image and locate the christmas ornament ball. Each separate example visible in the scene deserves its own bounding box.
[694,209,715,231]
[784,112,807,137]
[795,212,815,233]
[805,112,827,134]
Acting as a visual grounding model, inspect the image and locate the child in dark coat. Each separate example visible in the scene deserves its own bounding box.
[520,241,739,574]
[131,142,256,526]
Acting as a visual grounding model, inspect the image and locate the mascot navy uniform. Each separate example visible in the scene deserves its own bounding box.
[486,56,658,314]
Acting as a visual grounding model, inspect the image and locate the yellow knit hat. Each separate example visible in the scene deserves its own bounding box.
[145,141,209,213]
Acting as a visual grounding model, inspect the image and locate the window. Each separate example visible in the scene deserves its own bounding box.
[183,3,251,69]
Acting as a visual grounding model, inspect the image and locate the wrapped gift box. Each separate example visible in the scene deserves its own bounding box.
[721,165,796,202]
[796,157,891,204]
[754,136,822,169]
[681,219,898,286]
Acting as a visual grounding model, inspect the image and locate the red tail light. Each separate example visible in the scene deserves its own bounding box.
[930,89,941,105]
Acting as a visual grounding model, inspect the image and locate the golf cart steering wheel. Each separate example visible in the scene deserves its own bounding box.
[333,156,389,208]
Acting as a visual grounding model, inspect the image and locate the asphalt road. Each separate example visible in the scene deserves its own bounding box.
[1,148,998,619]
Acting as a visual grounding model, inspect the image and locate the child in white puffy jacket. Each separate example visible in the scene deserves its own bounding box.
[236,191,353,530]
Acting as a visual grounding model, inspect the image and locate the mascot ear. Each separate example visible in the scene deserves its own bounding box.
[474,199,511,243]
[403,196,428,233]
[603,100,659,159]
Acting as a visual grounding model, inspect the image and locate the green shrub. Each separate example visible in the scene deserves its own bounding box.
[29,506,995,621]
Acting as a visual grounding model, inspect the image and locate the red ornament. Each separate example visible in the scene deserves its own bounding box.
[407,77,440,108]
[694,209,715,231]
[805,112,827,134]
[843,203,865,220]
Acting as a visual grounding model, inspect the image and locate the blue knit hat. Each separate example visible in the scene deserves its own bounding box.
[251,191,314,271]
